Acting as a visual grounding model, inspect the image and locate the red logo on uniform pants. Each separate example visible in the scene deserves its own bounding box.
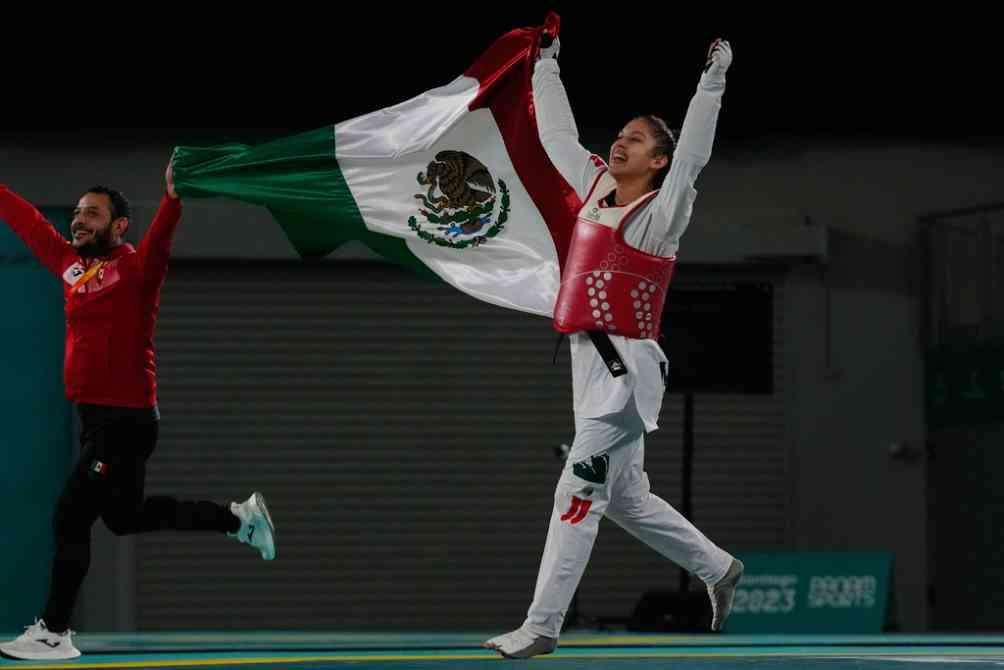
[560,496,592,525]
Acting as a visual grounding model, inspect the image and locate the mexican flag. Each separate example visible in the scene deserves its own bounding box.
[171,13,579,317]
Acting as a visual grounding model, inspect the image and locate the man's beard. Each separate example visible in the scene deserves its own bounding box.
[74,226,114,258]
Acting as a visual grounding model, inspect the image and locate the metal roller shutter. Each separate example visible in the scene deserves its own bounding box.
[136,262,788,629]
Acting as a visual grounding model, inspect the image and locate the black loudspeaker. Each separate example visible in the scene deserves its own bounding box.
[628,589,712,633]
[660,282,773,394]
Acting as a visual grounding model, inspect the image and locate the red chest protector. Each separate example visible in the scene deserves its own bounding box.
[553,171,676,340]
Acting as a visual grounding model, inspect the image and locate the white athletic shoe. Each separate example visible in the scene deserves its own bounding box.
[708,557,744,631]
[483,628,557,659]
[0,619,81,660]
[229,491,276,560]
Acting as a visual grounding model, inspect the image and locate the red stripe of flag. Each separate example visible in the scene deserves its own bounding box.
[464,11,579,272]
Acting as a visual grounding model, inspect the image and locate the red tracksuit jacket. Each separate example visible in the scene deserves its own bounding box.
[0,185,182,408]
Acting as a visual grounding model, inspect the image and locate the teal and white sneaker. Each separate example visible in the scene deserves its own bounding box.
[0,619,81,660]
[229,491,276,560]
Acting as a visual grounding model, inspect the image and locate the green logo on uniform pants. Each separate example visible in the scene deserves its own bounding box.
[573,454,609,484]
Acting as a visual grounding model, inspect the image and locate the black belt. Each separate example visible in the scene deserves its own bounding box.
[587,330,628,377]
[552,331,628,378]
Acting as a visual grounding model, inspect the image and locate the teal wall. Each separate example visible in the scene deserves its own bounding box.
[0,206,74,631]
